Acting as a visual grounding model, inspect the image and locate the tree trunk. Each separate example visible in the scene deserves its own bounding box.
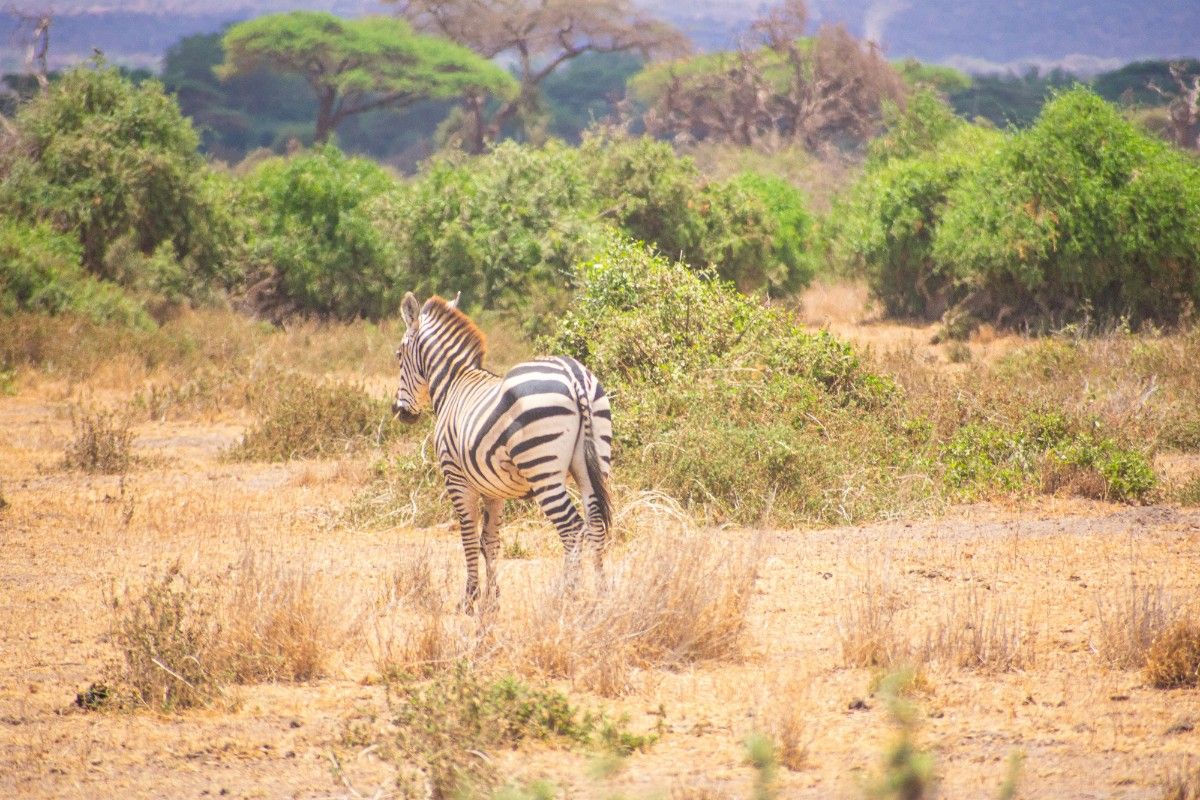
[314,89,337,144]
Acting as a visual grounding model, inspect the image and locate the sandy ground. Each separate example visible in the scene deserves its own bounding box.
[2,378,1199,800]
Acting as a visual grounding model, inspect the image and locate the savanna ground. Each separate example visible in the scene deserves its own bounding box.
[2,284,1199,800]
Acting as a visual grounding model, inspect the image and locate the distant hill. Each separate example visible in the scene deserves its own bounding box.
[2,0,1197,74]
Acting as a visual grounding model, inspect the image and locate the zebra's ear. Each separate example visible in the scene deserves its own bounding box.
[401,292,420,328]
[447,291,461,310]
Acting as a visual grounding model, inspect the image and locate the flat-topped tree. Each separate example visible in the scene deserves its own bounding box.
[219,11,516,144]
[389,0,688,152]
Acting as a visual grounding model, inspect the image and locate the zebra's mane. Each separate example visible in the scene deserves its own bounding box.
[423,295,487,365]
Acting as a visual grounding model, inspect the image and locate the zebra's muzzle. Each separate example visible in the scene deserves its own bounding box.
[392,403,421,424]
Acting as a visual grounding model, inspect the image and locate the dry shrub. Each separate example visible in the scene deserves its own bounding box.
[231,372,397,462]
[108,562,231,710]
[1161,762,1200,800]
[221,550,348,682]
[63,404,135,473]
[506,527,763,695]
[105,554,348,711]
[836,568,909,668]
[922,585,1032,672]
[1093,581,1176,669]
[1146,620,1200,689]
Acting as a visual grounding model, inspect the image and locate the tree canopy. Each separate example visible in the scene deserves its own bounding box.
[390,0,686,150]
[219,12,517,143]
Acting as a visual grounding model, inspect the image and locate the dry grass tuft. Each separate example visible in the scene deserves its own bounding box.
[836,568,908,668]
[63,404,135,473]
[220,550,349,682]
[368,526,763,696]
[1161,762,1200,800]
[369,543,475,676]
[506,527,763,695]
[1093,581,1176,669]
[923,585,1032,672]
[1146,620,1200,689]
[759,679,810,771]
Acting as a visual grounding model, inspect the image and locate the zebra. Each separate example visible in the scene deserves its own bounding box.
[391,291,613,611]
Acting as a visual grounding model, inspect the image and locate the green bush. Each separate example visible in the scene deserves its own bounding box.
[831,87,1200,327]
[388,663,653,799]
[541,236,913,525]
[826,122,1002,317]
[0,220,150,327]
[384,134,813,315]
[0,62,238,297]
[941,410,1155,501]
[385,140,602,311]
[243,145,403,320]
[728,171,817,293]
[935,88,1200,327]
[580,133,797,294]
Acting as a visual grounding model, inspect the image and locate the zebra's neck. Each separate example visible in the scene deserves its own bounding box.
[417,298,489,416]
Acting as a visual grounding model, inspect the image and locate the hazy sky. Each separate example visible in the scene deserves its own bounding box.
[5,0,1198,74]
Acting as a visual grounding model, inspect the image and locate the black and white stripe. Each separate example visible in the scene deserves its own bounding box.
[392,292,613,610]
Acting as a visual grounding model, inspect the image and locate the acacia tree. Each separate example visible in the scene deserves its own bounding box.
[1150,62,1200,150]
[631,1,906,152]
[220,12,516,143]
[389,0,687,151]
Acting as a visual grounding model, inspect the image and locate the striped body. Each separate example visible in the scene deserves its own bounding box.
[393,293,612,609]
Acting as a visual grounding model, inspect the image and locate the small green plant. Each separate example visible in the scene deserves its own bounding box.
[744,734,779,800]
[866,670,936,800]
[387,663,654,799]
[63,405,135,474]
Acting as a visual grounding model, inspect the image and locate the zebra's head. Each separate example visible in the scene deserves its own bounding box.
[392,290,462,423]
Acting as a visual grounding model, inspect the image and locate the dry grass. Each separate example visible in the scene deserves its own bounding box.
[367,524,763,697]
[1093,580,1177,669]
[1161,762,1200,800]
[1146,620,1200,689]
[504,527,763,695]
[758,679,810,772]
[922,585,1033,672]
[835,567,908,668]
[221,550,350,682]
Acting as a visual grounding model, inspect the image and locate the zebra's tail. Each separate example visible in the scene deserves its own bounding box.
[578,381,612,536]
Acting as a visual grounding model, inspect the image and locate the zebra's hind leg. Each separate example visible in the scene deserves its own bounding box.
[447,482,483,613]
[533,482,585,587]
[480,497,504,606]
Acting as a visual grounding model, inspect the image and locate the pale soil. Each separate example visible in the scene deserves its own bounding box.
[2,383,1198,800]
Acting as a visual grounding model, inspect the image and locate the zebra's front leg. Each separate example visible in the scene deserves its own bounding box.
[533,482,585,588]
[480,497,504,605]
[447,483,483,614]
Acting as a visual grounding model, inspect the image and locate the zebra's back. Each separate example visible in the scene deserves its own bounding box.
[438,357,612,501]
